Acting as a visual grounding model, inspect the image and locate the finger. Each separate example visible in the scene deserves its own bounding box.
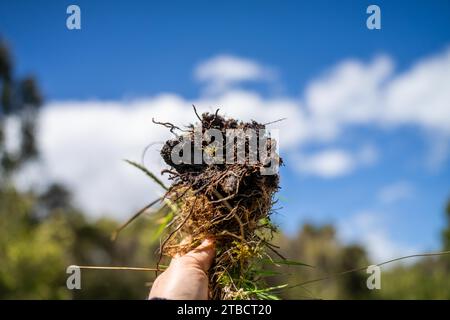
[185,238,216,272]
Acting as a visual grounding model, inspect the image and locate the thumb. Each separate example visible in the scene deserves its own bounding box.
[184,238,216,272]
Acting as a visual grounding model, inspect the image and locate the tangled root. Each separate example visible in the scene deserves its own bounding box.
[157,108,282,299]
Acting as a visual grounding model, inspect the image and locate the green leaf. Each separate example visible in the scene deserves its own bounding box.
[252,269,284,276]
[124,159,168,191]
[256,292,281,300]
[151,211,174,242]
[264,258,314,268]
[256,283,288,293]
[277,195,289,203]
[249,283,288,299]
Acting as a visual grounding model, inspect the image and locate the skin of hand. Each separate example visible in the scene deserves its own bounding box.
[149,238,215,300]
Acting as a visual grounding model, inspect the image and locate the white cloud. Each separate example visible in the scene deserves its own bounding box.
[339,211,417,263]
[14,95,188,218]
[195,55,276,94]
[194,89,308,149]
[12,92,307,218]
[306,55,393,125]
[305,47,450,136]
[7,49,450,219]
[3,116,21,154]
[293,145,378,178]
[295,149,355,178]
[384,47,450,134]
[378,181,414,205]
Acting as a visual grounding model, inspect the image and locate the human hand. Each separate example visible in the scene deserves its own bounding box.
[149,238,215,300]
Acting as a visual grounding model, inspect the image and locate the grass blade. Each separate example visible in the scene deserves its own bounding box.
[265,258,314,268]
[124,159,168,191]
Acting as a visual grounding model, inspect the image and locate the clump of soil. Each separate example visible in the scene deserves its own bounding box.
[157,108,282,299]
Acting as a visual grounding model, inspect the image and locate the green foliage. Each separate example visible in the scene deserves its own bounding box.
[124,159,168,191]
[265,223,450,299]
[0,185,160,299]
[443,198,450,251]
[0,187,70,299]
[0,40,42,178]
[1,185,449,299]
[370,259,450,299]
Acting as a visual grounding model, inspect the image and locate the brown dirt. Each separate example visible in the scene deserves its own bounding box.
[156,107,282,299]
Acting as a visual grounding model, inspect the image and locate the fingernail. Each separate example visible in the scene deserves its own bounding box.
[202,237,215,246]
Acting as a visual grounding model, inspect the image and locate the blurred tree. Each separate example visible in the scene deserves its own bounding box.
[443,198,450,251]
[337,245,370,299]
[0,39,42,180]
[267,224,371,299]
[38,183,73,212]
[0,185,161,299]
[268,215,450,300]
[1,184,449,299]
[0,39,163,299]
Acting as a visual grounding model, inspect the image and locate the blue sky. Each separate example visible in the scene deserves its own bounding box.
[1,0,450,261]
[2,0,450,99]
